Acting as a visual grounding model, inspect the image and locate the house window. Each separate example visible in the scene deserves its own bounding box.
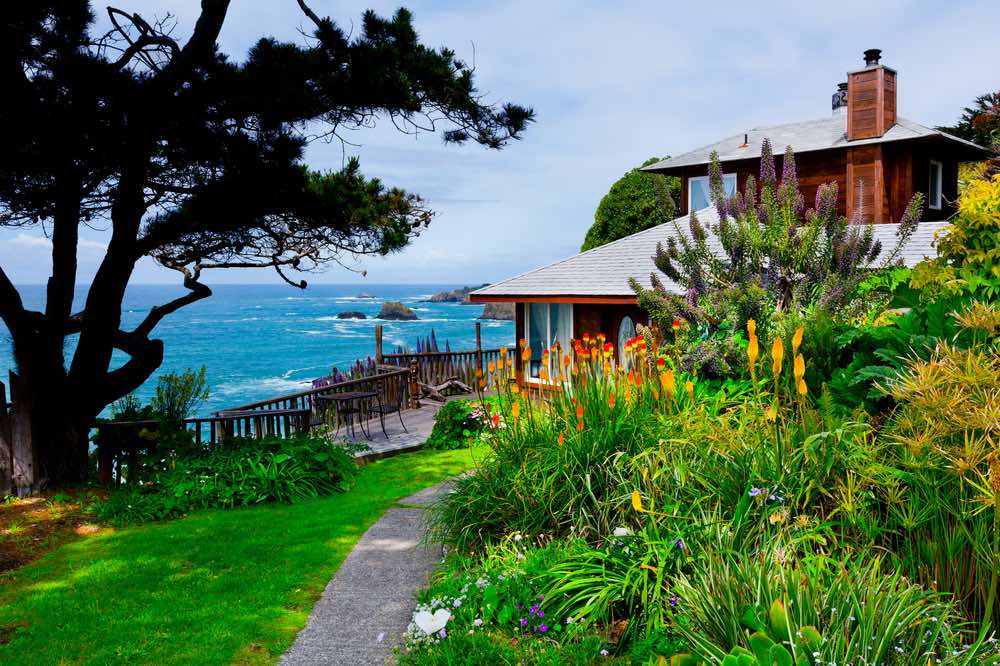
[525,303,573,381]
[928,160,943,210]
[688,173,737,212]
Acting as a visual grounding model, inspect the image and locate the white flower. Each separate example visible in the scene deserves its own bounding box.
[613,527,631,537]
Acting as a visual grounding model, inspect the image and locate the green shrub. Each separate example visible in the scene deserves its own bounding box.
[97,434,360,524]
[424,399,486,450]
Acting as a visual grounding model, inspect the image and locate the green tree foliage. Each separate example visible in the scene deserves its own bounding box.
[581,158,679,251]
[0,2,532,485]
[937,90,1000,149]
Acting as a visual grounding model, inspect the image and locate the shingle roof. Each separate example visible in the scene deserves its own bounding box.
[641,115,990,172]
[471,210,948,299]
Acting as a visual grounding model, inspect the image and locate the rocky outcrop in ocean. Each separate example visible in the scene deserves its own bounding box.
[377,301,419,320]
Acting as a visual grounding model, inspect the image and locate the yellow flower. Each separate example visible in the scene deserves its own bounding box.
[768,510,786,525]
[521,347,531,362]
[511,401,520,422]
[500,345,508,358]
[797,378,808,396]
[747,319,756,338]
[488,361,495,374]
[539,368,549,382]
[766,402,778,422]
[793,353,805,381]
[792,326,804,355]
[685,380,694,402]
[631,490,645,513]
[511,383,520,394]
[747,334,759,371]
[771,337,784,376]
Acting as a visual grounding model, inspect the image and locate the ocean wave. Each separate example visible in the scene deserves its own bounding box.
[214,375,310,397]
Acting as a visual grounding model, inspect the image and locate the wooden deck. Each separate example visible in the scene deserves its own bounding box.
[341,395,468,461]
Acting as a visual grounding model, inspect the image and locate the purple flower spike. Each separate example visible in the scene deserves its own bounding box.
[760,138,776,186]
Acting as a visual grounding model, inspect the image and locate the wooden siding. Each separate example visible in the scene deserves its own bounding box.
[847,145,885,224]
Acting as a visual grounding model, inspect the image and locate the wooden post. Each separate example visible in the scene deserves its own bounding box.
[408,358,421,409]
[375,324,384,365]
[474,321,483,387]
[0,380,11,496]
[8,372,38,496]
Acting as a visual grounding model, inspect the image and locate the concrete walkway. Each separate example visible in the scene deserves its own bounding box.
[280,482,452,666]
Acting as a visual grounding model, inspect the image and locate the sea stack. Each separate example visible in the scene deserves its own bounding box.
[377,301,418,321]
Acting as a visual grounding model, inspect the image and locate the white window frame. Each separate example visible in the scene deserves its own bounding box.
[688,173,737,212]
[523,303,573,384]
[928,160,943,210]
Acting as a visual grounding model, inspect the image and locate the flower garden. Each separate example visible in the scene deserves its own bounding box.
[401,159,1000,664]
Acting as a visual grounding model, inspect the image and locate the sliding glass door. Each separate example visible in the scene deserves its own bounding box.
[525,303,573,382]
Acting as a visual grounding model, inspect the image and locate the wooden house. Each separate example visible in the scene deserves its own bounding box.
[469,50,994,385]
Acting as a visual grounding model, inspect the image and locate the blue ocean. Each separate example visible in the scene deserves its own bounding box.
[0,284,514,416]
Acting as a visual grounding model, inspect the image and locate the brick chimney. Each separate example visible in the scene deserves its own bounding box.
[846,48,896,140]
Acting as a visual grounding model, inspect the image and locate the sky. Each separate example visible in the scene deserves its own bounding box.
[2,0,999,287]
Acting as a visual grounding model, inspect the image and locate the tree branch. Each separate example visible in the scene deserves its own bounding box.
[133,264,212,338]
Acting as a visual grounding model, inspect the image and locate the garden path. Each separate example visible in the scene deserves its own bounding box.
[279,480,453,666]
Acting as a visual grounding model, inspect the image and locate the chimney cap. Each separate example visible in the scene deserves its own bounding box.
[863,48,882,67]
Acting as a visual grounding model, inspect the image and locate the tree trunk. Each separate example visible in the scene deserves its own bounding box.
[9,368,91,494]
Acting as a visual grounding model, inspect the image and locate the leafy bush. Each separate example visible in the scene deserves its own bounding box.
[424,400,487,450]
[97,435,360,524]
[910,173,1000,302]
[150,366,210,423]
[632,140,922,336]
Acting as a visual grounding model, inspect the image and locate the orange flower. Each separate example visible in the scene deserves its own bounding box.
[640,564,658,574]
[793,353,805,381]
[792,326,804,355]
[634,372,642,388]
[582,333,590,343]
[576,404,584,419]
[747,319,757,338]
[480,378,487,389]
[608,392,617,409]
[651,388,660,400]
[797,378,808,396]
[539,368,549,382]
[491,413,500,427]
[660,369,675,398]
[576,418,584,432]
[685,379,694,402]
[511,401,520,422]
[771,337,784,377]
[656,358,666,369]
[521,347,532,362]
[488,361,495,374]
[672,319,680,332]
[557,432,564,446]
[563,354,571,367]
[627,371,635,385]
[748,335,759,372]
[631,490,645,513]
[500,345,508,358]
[512,383,520,394]
[519,338,527,348]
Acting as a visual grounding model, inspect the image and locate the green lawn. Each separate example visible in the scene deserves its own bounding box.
[0,447,483,665]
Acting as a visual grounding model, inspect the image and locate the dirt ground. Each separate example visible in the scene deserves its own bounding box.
[0,489,108,573]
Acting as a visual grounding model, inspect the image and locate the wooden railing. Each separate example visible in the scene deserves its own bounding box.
[381,347,508,389]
